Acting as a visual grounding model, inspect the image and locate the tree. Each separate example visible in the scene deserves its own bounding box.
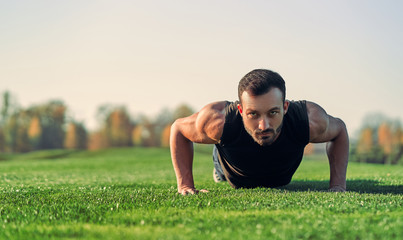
[154,107,174,127]
[32,101,67,149]
[132,125,148,146]
[153,108,173,147]
[356,127,374,155]
[131,115,157,147]
[354,127,385,164]
[28,116,42,150]
[16,125,30,152]
[87,131,108,151]
[64,122,87,150]
[396,128,403,164]
[173,104,194,120]
[105,108,132,147]
[0,127,5,152]
[378,123,393,154]
[0,91,19,152]
[4,110,31,152]
[0,91,18,125]
[0,91,10,125]
[95,105,133,148]
[161,124,171,148]
[353,113,403,164]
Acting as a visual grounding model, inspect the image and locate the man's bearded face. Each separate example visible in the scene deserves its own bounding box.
[238,88,289,147]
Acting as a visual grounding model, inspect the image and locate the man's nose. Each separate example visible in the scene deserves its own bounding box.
[258,117,270,130]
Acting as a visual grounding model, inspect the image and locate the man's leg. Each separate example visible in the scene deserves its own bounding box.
[212,145,226,182]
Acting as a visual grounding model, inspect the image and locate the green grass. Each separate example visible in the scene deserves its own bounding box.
[0,146,402,240]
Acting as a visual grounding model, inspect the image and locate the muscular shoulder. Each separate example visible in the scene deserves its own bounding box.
[306,101,330,142]
[173,101,226,144]
[306,101,347,143]
[195,101,226,142]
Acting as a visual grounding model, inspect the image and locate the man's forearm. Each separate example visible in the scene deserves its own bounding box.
[170,122,195,192]
[326,121,349,191]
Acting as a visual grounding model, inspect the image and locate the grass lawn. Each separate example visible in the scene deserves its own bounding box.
[0,146,402,240]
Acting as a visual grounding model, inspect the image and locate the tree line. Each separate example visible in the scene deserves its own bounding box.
[0,91,193,153]
[1,91,402,165]
[351,113,403,165]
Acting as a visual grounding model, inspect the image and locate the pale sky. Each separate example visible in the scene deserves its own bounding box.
[1,0,402,137]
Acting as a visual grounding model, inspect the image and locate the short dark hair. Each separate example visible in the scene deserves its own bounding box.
[238,69,286,103]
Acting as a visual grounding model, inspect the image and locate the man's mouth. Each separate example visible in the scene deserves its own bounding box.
[258,133,271,137]
[256,129,274,136]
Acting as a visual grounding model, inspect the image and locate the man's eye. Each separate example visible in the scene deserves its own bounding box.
[248,113,257,118]
[270,111,278,116]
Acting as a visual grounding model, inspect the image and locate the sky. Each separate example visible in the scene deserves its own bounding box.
[1,0,402,137]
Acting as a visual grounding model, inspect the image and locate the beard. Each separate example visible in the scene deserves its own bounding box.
[244,122,283,147]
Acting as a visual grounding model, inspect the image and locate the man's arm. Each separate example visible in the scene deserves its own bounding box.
[170,101,226,195]
[306,101,349,192]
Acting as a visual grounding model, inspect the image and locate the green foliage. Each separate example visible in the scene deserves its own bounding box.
[65,121,87,150]
[173,103,194,120]
[0,92,199,152]
[0,99,69,153]
[0,148,402,239]
[0,128,5,152]
[105,107,132,147]
[4,110,32,152]
[1,91,10,124]
[352,113,403,165]
[30,100,67,150]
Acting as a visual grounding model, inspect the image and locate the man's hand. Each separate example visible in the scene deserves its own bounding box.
[178,187,209,195]
[170,102,226,197]
[328,185,346,192]
[307,102,349,195]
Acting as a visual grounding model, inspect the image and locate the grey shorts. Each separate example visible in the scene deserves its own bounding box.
[212,145,226,180]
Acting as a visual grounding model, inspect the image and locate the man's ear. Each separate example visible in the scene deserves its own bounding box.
[237,104,243,114]
[283,100,290,114]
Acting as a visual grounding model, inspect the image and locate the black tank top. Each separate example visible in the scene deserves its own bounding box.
[215,100,310,188]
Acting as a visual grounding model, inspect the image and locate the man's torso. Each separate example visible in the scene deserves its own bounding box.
[215,100,310,188]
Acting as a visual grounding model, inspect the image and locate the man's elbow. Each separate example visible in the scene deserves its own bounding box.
[336,118,348,134]
[332,117,349,142]
[170,119,179,132]
[170,118,184,136]
[170,118,194,144]
[169,119,181,143]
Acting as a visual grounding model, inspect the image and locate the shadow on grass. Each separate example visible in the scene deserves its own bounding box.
[282,179,403,195]
[115,181,402,196]
[0,149,81,161]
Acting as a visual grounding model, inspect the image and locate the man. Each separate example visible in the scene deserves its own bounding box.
[170,69,349,195]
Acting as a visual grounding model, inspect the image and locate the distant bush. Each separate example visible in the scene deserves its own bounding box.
[351,113,403,165]
[0,90,197,153]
